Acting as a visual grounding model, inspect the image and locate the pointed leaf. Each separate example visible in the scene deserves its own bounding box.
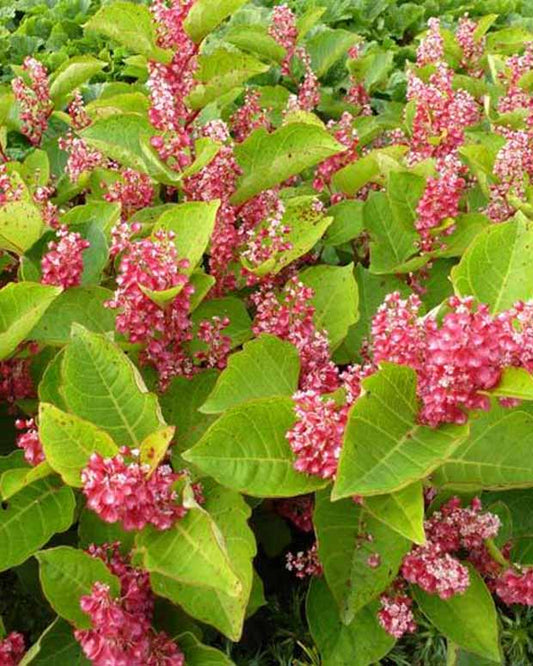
[19,618,89,665]
[365,482,426,545]
[49,56,106,102]
[140,426,175,472]
[0,462,53,500]
[0,201,44,254]
[184,0,248,43]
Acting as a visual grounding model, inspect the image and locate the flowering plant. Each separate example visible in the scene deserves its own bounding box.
[2,1,533,664]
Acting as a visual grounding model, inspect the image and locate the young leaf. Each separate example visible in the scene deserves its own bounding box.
[414,566,501,662]
[36,546,121,629]
[364,482,426,545]
[200,334,300,414]
[0,282,61,360]
[184,397,327,497]
[451,214,533,313]
[184,0,248,43]
[314,489,410,622]
[333,363,468,499]
[231,124,344,204]
[39,403,119,487]
[60,326,166,448]
[307,577,395,666]
[0,478,75,572]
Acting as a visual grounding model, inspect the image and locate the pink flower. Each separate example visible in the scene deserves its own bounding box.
[286,542,322,579]
[275,495,314,532]
[496,568,533,605]
[15,418,44,466]
[41,225,90,289]
[416,18,444,66]
[0,632,25,665]
[378,593,417,639]
[402,543,470,599]
[103,168,155,218]
[11,57,52,145]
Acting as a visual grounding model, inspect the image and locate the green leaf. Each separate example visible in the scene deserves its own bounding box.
[364,482,426,545]
[307,28,358,77]
[178,632,236,666]
[201,334,300,414]
[151,481,256,641]
[364,192,419,274]
[84,2,171,63]
[435,213,491,259]
[180,138,221,180]
[36,546,121,628]
[314,489,410,622]
[191,297,252,349]
[224,26,285,63]
[433,402,533,490]
[0,478,75,572]
[154,201,220,274]
[184,397,327,497]
[61,202,121,236]
[0,201,44,254]
[0,282,61,360]
[49,56,106,102]
[388,170,426,228]
[78,508,135,554]
[300,264,359,349]
[38,351,68,411]
[19,618,89,665]
[451,214,533,313]
[491,367,533,401]
[333,363,468,499]
[39,403,119,487]
[86,93,151,122]
[0,463,53,501]
[307,577,395,666]
[136,504,242,597]
[189,271,216,310]
[414,566,501,662]
[140,426,175,472]
[60,326,165,448]
[29,287,116,347]
[231,124,344,204]
[187,49,269,110]
[324,200,365,246]
[333,151,382,197]
[184,0,248,43]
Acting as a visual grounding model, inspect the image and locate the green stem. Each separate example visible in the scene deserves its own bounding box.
[486,538,510,569]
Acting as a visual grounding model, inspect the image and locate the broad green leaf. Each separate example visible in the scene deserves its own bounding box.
[187,49,269,110]
[81,114,154,173]
[61,202,121,236]
[0,201,44,254]
[414,566,501,662]
[140,426,175,472]
[78,508,135,554]
[0,282,61,360]
[36,546,121,628]
[451,214,533,313]
[154,201,220,273]
[333,150,382,197]
[84,2,171,63]
[180,138,221,180]
[189,271,216,310]
[0,462,53,500]
[136,505,241,597]
[364,482,426,545]
[435,213,491,259]
[0,451,26,474]
[307,577,395,666]
[307,28,358,77]
[30,287,116,346]
[184,397,327,497]
[39,403,119,487]
[151,481,256,640]
[19,618,89,665]
[38,350,68,411]
[491,367,533,400]
[0,478,75,572]
[333,364,468,499]
[324,200,365,246]
[300,264,359,349]
[231,124,344,204]
[433,402,533,490]
[86,92,150,121]
[160,370,219,458]
[49,56,106,102]
[20,150,50,191]
[225,26,285,63]
[178,632,236,666]
[364,192,418,274]
[191,297,252,349]
[184,0,248,43]
[201,334,300,414]
[60,326,165,448]
[388,170,426,228]
[314,489,410,622]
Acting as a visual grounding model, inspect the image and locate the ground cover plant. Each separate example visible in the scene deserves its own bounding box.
[3,1,533,664]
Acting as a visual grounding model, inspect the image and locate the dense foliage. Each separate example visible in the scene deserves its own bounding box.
[3,1,533,664]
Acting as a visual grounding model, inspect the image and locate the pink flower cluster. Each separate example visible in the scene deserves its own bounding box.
[345,46,372,115]
[81,450,187,531]
[496,567,533,605]
[194,316,232,370]
[15,418,44,466]
[268,4,298,76]
[40,225,90,289]
[241,196,292,271]
[416,17,444,66]
[415,154,466,251]
[0,165,23,204]
[313,112,359,192]
[378,593,417,639]
[230,89,271,143]
[75,543,184,665]
[0,358,34,407]
[0,632,25,666]
[275,495,314,532]
[11,57,52,145]
[456,15,485,74]
[103,168,155,218]
[67,90,91,130]
[497,43,533,117]
[370,293,533,426]
[59,133,106,183]
[285,542,323,579]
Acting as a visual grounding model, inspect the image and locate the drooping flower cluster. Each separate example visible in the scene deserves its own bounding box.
[75,543,184,665]
[11,57,52,145]
[378,593,417,639]
[67,90,91,130]
[275,495,314,532]
[194,316,232,369]
[0,632,25,666]
[497,43,533,118]
[416,17,444,66]
[81,449,187,531]
[415,154,466,251]
[40,225,90,289]
[456,15,485,74]
[59,133,106,183]
[103,168,155,218]
[241,195,291,272]
[313,112,359,192]
[230,89,271,143]
[268,4,299,76]
[345,45,371,115]
[285,542,322,579]
[15,418,44,466]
